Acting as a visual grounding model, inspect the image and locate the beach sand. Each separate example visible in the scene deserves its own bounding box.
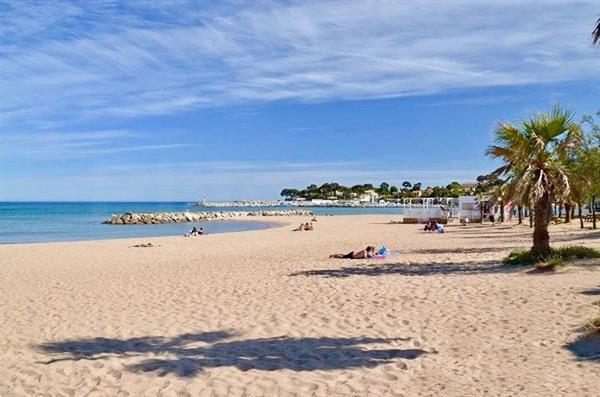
[1,215,599,396]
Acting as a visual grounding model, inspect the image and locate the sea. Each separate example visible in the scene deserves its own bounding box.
[0,202,405,244]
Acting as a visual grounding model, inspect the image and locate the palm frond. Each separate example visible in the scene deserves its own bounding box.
[485,105,586,213]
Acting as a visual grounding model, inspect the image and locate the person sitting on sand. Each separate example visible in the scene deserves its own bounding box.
[294,223,305,231]
[190,226,199,236]
[198,227,204,235]
[330,246,375,259]
[306,222,314,231]
[424,219,437,232]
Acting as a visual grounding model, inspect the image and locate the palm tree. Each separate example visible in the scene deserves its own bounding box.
[593,16,600,45]
[487,106,583,256]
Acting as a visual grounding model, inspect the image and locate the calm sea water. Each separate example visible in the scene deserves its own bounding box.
[0,202,405,244]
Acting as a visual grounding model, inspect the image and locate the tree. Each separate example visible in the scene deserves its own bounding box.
[445,181,465,198]
[578,112,600,229]
[378,182,390,196]
[351,185,365,195]
[487,105,583,255]
[402,181,412,190]
[280,188,300,200]
[411,182,422,191]
[593,16,600,45]
[431,186,449,197]
[390,185,399,194]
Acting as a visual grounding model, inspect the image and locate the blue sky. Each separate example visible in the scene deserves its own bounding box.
[1,1,599,201]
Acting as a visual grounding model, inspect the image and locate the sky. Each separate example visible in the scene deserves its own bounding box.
[1,0,599,201]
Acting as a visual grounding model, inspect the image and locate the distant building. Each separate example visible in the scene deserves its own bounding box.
[458,196,481,221]
[311,199,335,205]
[359,190,379,203]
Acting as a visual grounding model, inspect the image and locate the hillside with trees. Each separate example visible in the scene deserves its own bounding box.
[280,181,472,201]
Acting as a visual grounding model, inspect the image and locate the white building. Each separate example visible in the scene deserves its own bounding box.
[358,190,379,203]
[458,196,482,221]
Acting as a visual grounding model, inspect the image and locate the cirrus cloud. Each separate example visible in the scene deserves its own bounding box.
[1,0,598,129]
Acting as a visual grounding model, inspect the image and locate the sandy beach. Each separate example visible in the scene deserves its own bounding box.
[1,215,599,396]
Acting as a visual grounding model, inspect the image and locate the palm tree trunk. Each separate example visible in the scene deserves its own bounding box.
[532,193,551,256]
[564,203,572,223]
[500,201,505,223]
[529,207,534,228]
[518,206,523,224]
[593,197,597,230]
[578,203,584,229]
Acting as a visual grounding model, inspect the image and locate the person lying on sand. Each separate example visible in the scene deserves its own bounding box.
[330,246,375,259]
[131,242,157,248]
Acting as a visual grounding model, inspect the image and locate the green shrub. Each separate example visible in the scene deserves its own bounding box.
[503,249,539,265]
[555,245,600,260]
[503,245,600,268]
[535,255,565,271]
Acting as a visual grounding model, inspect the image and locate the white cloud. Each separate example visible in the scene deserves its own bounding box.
[0,129,193,159]
[1,0,598,128]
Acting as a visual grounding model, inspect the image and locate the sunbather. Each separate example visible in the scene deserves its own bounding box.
[330,246,375,259]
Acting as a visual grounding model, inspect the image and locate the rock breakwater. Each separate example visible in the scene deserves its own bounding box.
[104,209,313,225]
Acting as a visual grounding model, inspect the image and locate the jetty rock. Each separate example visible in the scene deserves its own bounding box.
[103,209,313,225]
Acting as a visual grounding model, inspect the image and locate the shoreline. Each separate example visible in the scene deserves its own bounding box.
[0,217,290,246]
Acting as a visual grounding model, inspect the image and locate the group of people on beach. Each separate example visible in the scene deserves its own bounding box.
[294,217,317,231]
[294,222,314,231]
[424,219,445,233]
[185,226,204,237]
[330,218,448,260]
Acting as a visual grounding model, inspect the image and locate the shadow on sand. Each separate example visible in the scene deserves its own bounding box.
[564,332,600,362]
[290,259,521,278]
[580,287,600,296]
[38,332,426,377]
[407,246,519,255]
